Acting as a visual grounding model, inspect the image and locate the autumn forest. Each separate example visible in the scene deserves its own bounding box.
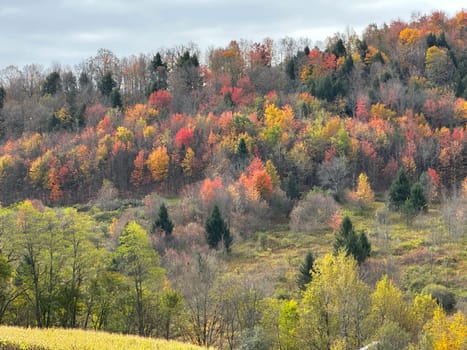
[0,10,466,350]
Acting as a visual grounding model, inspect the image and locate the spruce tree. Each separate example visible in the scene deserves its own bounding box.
[110,88,122,109]
[297,251,315,291]
[153,203,174,236]
[237,138,248,158]
[334,216,371,264]
[205,205,232,252]
[407,182,428,213]
[98,72,116,97]
[284,174,300,200]
[403,182,428,222]
[389,168,411,210]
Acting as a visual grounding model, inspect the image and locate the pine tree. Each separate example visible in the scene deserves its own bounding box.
[205,205,232,252]
[153,203,174,236]
[297,251,315,291]
[334,216,371,264]
[389,168,411,210]
[407,182,428,213]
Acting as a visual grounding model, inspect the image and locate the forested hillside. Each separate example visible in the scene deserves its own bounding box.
[0,10,466,350]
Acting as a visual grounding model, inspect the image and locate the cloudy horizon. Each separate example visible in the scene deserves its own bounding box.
[0,0,463,69]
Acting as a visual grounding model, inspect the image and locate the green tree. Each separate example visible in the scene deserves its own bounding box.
[98,72,117,97]
[205,205,232,252]
[110,88,122,109]
[366,275,415,343]
[297,251,315,291]
[237,138,248,158]
[160,289,183,340]
[0,254,15,322]
[406,182,428,213]
[262,298,300,350]
[299,253,370,350]
[153,203,174,236]
[148,52,168,94]
[0,86,5,109]
[389,169,411,210]
[113,221,164,335]
[334,216,371,264]
[14,202,62,327]
[284,174,300,200]
[58,208,103,328]
[41,71,61,96]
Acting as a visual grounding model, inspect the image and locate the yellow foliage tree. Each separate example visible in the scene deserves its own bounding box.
[410,293,438,337]
[370,103,397,120]
[399,28,421,45]
[368,275,410,330]
[265,160,280,188]
[424,308,467,350]
[299,253,370,350]
[181,147,195,177]
[350,173,374,208]
[147,146,169,182]
[425,46,454,85]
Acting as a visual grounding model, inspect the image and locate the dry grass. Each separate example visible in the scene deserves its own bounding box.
[0,326,207,350]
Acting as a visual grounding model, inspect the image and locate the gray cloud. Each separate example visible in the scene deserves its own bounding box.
[0,0,462,69]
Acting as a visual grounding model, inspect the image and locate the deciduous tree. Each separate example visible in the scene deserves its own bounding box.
[147,146,169,182]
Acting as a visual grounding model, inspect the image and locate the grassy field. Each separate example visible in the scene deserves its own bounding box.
[227,200,467,307]
[0,326,207,350]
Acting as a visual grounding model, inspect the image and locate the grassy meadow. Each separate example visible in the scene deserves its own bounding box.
[0,326,208,350]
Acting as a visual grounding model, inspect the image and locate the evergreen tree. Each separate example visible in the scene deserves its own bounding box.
[153,203,174,236]
[403,182,428,222]
[407,182,428,213]
[42,71,61,96]
[237,138,248,158]
[78,72,91,90]
[110,88,122,109]
[297,251,315,291]
[0,86,6,109]
[356,231,371,263]
[284,174,300,200]
[330,38,346,58]
[148,52,168,94]
[334,216,371,264]
[426,32,437,48]
[389,169,411,210]
[205,205,232,252]
[98,72,117,97]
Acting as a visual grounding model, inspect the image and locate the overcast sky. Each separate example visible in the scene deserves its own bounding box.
[0,0,463,69]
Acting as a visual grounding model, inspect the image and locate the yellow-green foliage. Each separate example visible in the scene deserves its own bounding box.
[0,326,207,350]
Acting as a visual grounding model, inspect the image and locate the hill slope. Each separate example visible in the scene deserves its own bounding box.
[0,326,207,350]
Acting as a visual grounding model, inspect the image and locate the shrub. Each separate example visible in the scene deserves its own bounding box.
[289,191,339,232]
[422,284,456,313]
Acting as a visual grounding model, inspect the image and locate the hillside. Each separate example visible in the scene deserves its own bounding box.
[0,326,208,350]
[0,9,466,350]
